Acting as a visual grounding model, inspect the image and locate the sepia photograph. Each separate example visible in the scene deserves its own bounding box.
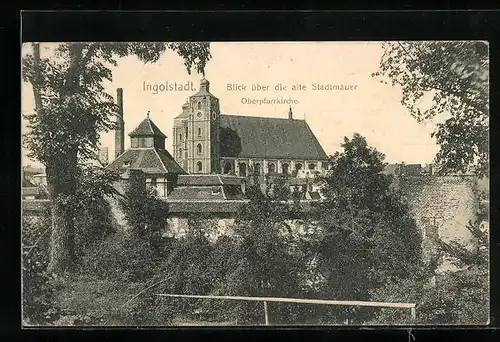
[21,41,489,326]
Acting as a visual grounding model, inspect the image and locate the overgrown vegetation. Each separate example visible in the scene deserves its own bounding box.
[22,133,489,326]
[22,42,211,277]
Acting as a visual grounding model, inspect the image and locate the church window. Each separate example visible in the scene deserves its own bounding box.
[254,163,261,176]
[197,161,203,172]
[239,162,247,177]
[197,101,201,110]
[185,127,188,138]
[282,163,289,174]
[179,133,182,141]
[197,143,203,154]
[198,127,202,137]
[178,148,182,158]
[268,163,276,173]
[212,112,216,120]
[223,161,232,174]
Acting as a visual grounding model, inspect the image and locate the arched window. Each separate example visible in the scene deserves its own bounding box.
[179,133,182,141]
[197,143,202,154]
[197,161,203,172]
[223,161,233,174]
[282,163,289,174]
[223,161,232,174]
[197,101,201,109]
[268,163,275,173]
[239,162,247,177]
[178,148,182,159]
[254,163,261,176]
[198,127,202,137]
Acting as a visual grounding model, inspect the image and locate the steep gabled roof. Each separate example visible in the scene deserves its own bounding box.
[22,178,36,187]
[177,174,244,186]
[129,117,167,138]
[167,186,227,201]
[167,200,247,214]
[106,148,185,175]
[220,115,328,160]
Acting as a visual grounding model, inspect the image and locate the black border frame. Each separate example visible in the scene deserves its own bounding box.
[3,8,499,342]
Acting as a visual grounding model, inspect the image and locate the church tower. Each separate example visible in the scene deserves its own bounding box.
[173,78,221,174]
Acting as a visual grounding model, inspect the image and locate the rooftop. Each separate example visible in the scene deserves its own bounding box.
[176,174,245,186]
[220,114,328,160]
[129,114,167,138]
[106,148,185,175]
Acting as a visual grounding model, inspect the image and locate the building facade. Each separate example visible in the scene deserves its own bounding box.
[172,78,221,174]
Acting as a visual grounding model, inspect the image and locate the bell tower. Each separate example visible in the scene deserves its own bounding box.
[173,78,220,174]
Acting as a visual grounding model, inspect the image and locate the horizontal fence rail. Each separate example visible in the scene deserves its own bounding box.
[156,293,417,324]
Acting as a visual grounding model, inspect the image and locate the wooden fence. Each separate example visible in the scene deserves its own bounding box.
[156,293,416,325]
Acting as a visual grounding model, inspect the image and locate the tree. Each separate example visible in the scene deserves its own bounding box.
[22,42,211,276]
[423,218,488,324]
[313,133,424,323]
[373,41,489,176]
[211,184,307,324]
[369,219,489,325]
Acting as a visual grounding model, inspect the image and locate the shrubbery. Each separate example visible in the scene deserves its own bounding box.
[22,136,489,326]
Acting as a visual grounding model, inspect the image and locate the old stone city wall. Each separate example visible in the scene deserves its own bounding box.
[23,174,486,253]
[396,175,481,247]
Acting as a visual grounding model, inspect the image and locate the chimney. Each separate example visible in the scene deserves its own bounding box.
[115,88,125,158]
[288,106,293,120]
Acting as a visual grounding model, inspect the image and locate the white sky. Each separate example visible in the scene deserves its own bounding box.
[21,42,443,168]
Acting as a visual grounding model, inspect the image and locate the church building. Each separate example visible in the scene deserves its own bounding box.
[106,79,329,200]
[173,78,329,177]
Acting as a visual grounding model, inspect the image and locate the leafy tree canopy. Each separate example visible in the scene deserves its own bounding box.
[314,134,423,321]
[373,41,488,176]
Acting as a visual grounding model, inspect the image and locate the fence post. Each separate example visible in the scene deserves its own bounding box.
[263,301,269,325]
[410,306,416,320]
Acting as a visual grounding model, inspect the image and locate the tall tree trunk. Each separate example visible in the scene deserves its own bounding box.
[31,43,81,277]
[46,151,78,275]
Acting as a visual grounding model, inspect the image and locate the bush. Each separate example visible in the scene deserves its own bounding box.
[22,214,61,325]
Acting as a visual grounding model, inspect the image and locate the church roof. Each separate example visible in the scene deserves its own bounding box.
[106,147,185,175]
[129,117,167,138]
[219,115,328,160]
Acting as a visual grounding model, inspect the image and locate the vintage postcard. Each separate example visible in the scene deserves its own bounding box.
[21,41,489,326]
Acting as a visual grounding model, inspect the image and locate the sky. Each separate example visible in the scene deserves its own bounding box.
[21,42,443,168]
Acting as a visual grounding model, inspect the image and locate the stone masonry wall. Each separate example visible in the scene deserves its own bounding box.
[397,176,478,247]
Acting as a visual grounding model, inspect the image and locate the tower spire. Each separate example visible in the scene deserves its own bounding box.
[288,106,293,120]
[147,110,150,119]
